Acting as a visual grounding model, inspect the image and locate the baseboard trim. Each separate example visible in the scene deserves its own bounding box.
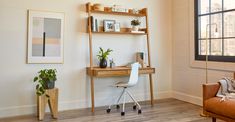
[0,91,203,118]
[0,91,171,118]
[155,91,172,99]
[172,91,202,106]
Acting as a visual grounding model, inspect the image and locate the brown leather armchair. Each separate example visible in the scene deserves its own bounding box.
[203,83,235,122]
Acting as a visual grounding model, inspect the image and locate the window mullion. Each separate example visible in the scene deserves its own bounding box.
[222,0,225,56]
[209,0,212,56]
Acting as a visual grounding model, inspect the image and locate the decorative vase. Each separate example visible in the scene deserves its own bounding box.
[99,58,107,68]
[132,26,139,31]
[110,62,115,68]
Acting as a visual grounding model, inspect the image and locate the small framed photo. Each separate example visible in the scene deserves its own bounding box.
[103,20,116,32]
[114,23,120,32]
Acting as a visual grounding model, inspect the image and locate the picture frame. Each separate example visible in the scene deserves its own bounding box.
[103,20,116,32]
[136,52,144,68]
[114,23,120,32]
[27,10,64,64]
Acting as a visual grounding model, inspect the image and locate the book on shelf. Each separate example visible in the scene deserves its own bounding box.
[91,16,95,32]
[90,16,99,32]
[95,19,99,32]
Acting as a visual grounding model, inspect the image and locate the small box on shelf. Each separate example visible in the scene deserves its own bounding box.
[104,7,112,12]
[131,31,145,34]
[93,3,104,11]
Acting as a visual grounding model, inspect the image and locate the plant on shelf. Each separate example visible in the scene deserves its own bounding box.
[33,69,57,96]
[97,47,113,68]
[131,19,141,31]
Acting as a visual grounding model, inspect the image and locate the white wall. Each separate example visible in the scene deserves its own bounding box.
[0,0,172,118]
[172,0,234,105]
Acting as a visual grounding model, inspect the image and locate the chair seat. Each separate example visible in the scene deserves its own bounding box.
[205,97,235,119]
[115,82,129,87]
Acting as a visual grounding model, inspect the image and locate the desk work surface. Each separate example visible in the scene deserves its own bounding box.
[87,66,155,77]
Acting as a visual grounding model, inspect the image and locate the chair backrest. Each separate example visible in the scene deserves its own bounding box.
[128,62,140,86]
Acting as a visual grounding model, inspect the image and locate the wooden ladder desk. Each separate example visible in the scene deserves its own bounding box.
[86,2,155,113]
[87,66,155,112]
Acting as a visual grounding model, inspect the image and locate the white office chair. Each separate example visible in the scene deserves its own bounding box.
[106,62,142,116]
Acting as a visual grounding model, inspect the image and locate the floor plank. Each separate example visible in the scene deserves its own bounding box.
[0,98,224,122]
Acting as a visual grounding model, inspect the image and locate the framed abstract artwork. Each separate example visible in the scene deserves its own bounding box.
[27,10,64,64]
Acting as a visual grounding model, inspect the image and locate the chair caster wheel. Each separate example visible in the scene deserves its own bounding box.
[133,105,137,110]
[116,105,120,109]
[121,112,125,116]
[106,109,111,113]
[138,110,142,114]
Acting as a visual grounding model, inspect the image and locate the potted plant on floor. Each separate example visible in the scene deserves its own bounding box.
[131,19,141,31]
[33,69,57,96]
[97,47,113,68]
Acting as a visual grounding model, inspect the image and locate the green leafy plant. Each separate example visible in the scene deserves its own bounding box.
[131,19,141,26]
[97,47,113,60]
[33,69,57,96]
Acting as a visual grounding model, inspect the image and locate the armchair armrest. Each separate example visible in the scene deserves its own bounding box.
[203,83,220,101]
[202,83,220,110]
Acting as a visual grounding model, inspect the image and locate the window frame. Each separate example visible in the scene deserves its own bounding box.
[194,0,235,62]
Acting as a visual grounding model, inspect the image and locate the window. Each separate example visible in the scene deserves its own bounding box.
[195,0,235,62]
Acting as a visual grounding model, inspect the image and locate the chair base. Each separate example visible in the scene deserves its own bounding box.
[138,110,142,114]
[107,88,142,116]
[121,112,125,116]
[106,108,111,113]
[133,105,137,110]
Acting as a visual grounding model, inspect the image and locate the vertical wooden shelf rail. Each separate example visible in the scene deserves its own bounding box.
[86,2,154,112]
[143,8,154,106]
[86,3,95,112]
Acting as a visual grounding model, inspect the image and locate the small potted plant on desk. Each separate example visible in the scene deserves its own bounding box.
[131,19,141,31]
[33,69,57,97]
[97,47,113,68]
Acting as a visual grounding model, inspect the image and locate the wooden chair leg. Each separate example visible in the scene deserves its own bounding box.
[212,117,216,122]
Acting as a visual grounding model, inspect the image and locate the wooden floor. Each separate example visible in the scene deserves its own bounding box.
[0,98,224,122]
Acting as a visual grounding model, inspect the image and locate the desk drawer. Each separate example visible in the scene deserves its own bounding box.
[95,70,129,77]
[139,68,155,74]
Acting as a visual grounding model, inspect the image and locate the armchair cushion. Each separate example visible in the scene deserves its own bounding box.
[205,97,235,119]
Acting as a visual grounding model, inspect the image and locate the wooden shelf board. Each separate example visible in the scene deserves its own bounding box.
[91,31,147,35]
[90,10,146,17]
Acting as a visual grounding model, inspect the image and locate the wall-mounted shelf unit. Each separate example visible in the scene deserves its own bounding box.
[85,2,155,113]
